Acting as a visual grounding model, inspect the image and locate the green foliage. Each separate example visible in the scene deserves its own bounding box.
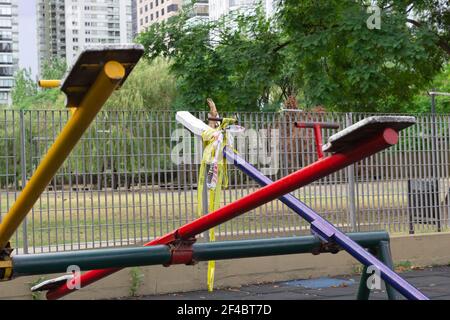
[41,58,67,80]
[11,68,38,109]
[279,0,447,112]
[11,56,176,112]
[28,277,47,300]
[394,260,413,272]
[138,0,448,113]
[410,63,450,113]
[129,267,144,297]
[137,5,293,111]
[9,1,450,113]
[12,59,67,110]
[105,58,177,111]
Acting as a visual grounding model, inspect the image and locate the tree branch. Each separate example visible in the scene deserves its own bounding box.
[406,19,450,56]
[273,40,292,53]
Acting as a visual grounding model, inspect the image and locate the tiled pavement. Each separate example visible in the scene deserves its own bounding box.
[133,266,450,300]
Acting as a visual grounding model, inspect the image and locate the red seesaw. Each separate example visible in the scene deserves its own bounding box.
[45,113,416,299]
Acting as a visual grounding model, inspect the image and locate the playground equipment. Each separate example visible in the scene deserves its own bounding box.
[0,44,144,279]
[12,232,393,299]
[177,112,426,300]
[0,44,427,300]
[12,232,390,277]
[32,110,427,300]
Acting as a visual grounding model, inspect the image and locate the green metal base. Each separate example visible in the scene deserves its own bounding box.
[10,231,398,300]
[356,240,397,300]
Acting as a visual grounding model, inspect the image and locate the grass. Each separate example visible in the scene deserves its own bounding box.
[1,182,448,251]
[28,276,47,300]
[129,267,144,297]
[394,261,413,273]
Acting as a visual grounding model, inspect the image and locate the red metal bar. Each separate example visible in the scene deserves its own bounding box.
[46,128,398,300]
[294,122,339,159]
[313,124,324,159]
[294,122,340,129]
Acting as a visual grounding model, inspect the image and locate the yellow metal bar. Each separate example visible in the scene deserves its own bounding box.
[38,80,62,88]
[0,61,125,250]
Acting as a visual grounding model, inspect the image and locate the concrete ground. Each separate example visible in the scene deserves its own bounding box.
[132,266,450,300]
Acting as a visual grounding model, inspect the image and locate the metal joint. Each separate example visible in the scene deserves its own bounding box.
[0,242,13,281]
[311,242,341,256]
[165,238,197,266]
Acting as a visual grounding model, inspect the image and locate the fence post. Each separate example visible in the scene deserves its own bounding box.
[346,113,358,232]
[19,110,28,254]
[430,94,441,232]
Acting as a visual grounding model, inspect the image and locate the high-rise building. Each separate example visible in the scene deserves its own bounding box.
[185,0,208,25]
[209,0,275,21]
[0,0,19,106]
[137,0,183,32]
[37,0,133,75]
[131,0,138,38]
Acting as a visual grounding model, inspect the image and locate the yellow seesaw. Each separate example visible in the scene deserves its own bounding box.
[0,44,144,279]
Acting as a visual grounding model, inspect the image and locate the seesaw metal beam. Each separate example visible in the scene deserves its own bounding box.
[45,114,419,300]
[224,148,425,300]
[38,80,61,89]
[175,112,426,300]
[0,45,144,254]
[11,232,389,278]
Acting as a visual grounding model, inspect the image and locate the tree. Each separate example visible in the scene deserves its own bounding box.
[278,0,448,112]
[12,59,67,110]
[137,5,294,111]
[104,58,177,111]
[11,68,37,109]
[400,0,450,56]
[41,57,67,80]
[411,63,450,113]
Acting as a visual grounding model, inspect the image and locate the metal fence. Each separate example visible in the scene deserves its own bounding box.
[0,109,449,254]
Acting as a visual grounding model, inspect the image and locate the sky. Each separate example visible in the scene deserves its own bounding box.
[18,0,38,78]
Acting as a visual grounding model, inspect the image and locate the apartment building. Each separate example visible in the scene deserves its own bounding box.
[209,0,275,21]
[131,0,138,37]
[0,0,18,105]
[137,0,184,32]
[37,0,133,75]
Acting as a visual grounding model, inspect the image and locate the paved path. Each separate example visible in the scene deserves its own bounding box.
[134,266,450,300]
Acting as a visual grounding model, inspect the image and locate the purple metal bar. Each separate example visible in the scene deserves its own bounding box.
[224,148,428,300]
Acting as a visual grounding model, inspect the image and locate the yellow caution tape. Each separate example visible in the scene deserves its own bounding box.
[198,118,236,292]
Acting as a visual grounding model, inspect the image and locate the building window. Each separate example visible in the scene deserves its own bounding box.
[167,4,178,13]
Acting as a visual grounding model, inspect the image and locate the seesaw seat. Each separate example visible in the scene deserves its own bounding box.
[62,44,144,108]
[31,275,73,292]
[176,111,211,136]
[322,116,416,154]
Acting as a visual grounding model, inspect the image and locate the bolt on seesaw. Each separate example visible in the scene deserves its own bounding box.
[40,109,427,300]
[0,45,144,279]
